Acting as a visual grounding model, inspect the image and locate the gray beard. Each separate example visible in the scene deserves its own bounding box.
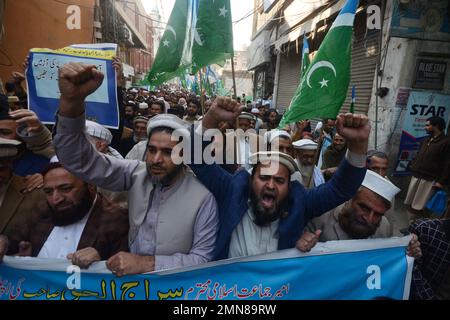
[297,162,314,180]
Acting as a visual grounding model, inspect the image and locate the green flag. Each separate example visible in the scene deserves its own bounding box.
[191,0,234,74]
[279,0,359,128]
[146,0,193,85]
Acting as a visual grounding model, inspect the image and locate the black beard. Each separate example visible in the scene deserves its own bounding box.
[147,163,184,186]
[249,186,288,227]
[338,206,379,239]
[49,190,94,226]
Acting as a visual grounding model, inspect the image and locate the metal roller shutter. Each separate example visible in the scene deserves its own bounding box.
[341,15,380,115]
[275,48,301,113]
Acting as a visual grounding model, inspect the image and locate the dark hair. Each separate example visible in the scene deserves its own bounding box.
[4,81,15,93]
[150,100,166,113]
[148,126,175,140]
[427,116,446,131]
[0,94,13,120]
[168,105,185,118]
[367,150,388,161]
[187,98,201,110]
[41,162,64,176]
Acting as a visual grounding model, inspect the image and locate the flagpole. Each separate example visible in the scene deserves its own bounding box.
[306,130,324,188]
[230,52,237,99]
[198,68,205,116]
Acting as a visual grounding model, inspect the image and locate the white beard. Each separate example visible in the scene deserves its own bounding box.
[297,161,314,186]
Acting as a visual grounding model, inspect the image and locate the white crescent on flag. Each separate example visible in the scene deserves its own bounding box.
[166,25,177,40]
[306,61,337,88]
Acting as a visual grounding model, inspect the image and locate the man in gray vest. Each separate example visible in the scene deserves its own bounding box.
[53,63,219,276]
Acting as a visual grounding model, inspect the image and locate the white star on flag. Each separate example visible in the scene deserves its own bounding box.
[219,6,228,17]
[319,78,329,88]
[163,40,170,47]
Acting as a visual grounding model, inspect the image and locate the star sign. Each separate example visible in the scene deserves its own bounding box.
[163,40,170,47]
[219,6,228,17]
[319,78,329,88]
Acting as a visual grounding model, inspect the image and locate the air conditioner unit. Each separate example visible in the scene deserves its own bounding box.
[119,24,134,46]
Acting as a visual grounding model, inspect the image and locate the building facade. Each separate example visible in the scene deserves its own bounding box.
[0,0,156,87]
[218,51,254,98]
[247,0,450,191]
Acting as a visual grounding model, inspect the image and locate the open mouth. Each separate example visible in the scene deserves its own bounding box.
[261,193,276,208]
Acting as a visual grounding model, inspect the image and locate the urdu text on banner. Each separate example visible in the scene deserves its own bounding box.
[0,237,413,300]
[26,43,119,129]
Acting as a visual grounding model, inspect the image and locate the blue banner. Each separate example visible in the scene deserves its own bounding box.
[26,43,119,129]
[0,237,413,300]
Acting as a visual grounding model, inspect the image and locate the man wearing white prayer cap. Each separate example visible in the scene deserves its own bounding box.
[265,130,292,156]
[297,170,421,259]
[53,64,219,276]
[226,112,261,171]
[237,112,256,131]
[85,120,123,159]
[250,108,263,132]
[189,95,374,260]
[292,139,325,189]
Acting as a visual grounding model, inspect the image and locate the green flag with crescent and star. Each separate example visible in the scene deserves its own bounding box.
[191,0,234,74]
[145,0,193,85]
[279,0,359,128]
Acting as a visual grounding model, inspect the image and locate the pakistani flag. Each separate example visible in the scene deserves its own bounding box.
[146,0,195,85]
[300,35,310,80]
[191,0,234,74]
[279,0,359,128]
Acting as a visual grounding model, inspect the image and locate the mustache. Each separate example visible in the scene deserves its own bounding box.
[149,164,165,170]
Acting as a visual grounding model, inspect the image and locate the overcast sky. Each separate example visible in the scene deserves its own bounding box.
[141,0,254,51]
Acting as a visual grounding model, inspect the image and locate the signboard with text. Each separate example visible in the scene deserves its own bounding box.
[26,43,119,128]
[394,91,450,176]
[413,59,447,90]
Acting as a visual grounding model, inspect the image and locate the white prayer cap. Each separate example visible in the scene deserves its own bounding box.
[0,138,22,158]
[361,170,400,203]
[264,130,292,144]
[251,108,259,113]
[146,113,190,139]
[238,112,256,122]
[292,139,318,150]
[139,102,149,110]
[50,155,59,163]
[85,120,113,145]
[249,151,299,175]
[130,88,138,93]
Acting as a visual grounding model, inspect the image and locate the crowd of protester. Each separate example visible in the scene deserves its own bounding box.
[0,56,449,300]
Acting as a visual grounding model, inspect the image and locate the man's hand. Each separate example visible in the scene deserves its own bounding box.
[406,234,422,259]
[296,230,322,252]
[0,235,9,263]
[23,174,44,193]
[58,62,104,117]
[11,72,25,84]
[67,247,101,269]
[335,113,370,155]
[433,182,444,189]
[9,109,46,134]
[16,241,32,257]
[202,96,243,130]
[112,56,124,87]
[106,252,155,277]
